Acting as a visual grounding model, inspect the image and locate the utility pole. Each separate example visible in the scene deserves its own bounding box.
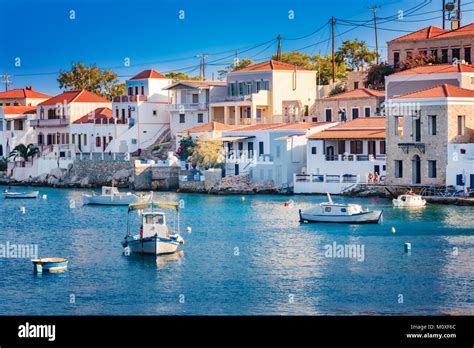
[442,0,446,29]
[197,54,209,81]
[331,17,335,84]
[1,74,12,91]
[276,34,282,61]
[457,0,462,27]
[368,6,381,64]
[235,49,239,65]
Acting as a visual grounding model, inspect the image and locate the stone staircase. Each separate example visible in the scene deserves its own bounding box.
[139,127,174,160]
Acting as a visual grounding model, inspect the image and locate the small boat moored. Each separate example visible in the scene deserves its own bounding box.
[82,186,149,206]
[32,258,68,273]
[122,201,184,255]
[4,190,39,199]
[393,192,426,207]
[299,193,383,224]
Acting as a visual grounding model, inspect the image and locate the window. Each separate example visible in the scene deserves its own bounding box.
[354,81,359,89]
[431,49,438,60]
[364,107,371,117]
[395,116,403,136]
[135,86,138,95]
[464,47,471,64]
[192,94,199,104]
[441,49,448,63]
[395,160,403,178]
[452,48,461,61]
[96,137,101,147]
[311,146,317,155]
[131,139,137,145]
[325,109,332,122]
[122,109,125,118]
[350,140,363,154]
[238,142,243,151]
[276,145,281,158]
[428,115,437,135]
[406,51,412,59]
[197,113,203,123]
[341,208,347,213]
[458,115,465,135]
[115,109,119,117]
[413,117,421,142]
[304,105,309,116]
[179,114,185,123]
[153,110,157,116]
[337,140,346,154]
[141,85,145,95]
[72,134,75,144]
[428,160,437,178]
[248,142,254,157]
[352,108,359,119]
[128,108,131,118]
[259,142,264,156]
[128,86,133,95]
[394,52,400,65]
[324,207,331,212]
[47,109,57,119]
[380,141,386,155]
[84,134,87,146]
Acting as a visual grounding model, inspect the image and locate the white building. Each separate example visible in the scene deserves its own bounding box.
[176,121,238,150]
[294,117,388,194]
[0,87,51,107]
[219,122,335,188]
[0,106,37,157]
[163,80,227,135]
[446,143,474,192]
[107,69,172,154]
[210,60,317,125]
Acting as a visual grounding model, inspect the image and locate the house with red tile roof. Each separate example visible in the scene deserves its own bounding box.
[216,121,336,186]
[0,87,51,107]
[386,84,474,187]
[387,23,474,66]
[315,88,385,122]
[294,117,391,194]
[209,60,318,126]
[163,80,227,134]
[0,106,37,157]
[385,63,474,98]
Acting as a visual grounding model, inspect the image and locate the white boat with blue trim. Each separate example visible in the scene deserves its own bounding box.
[122,201,184,255]
[299,193,383,224]
[4,190,39,199]
[82,186,149,206]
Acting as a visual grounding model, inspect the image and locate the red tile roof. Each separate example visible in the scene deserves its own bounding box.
[308,117,387,140]
[163,80,227,90]
[232,60,310,73]
[1,106,36,115]
[391,63,474,76]
[389,26,448,42]
[323,88,384,100]
[393,84,474,99]
[0,88,51,99]
[39,90,110,106]
[434,22,474,39]
[229,122,327,132]
[129,69,166,80]
[73,107,113,124]
[183,121,239,133]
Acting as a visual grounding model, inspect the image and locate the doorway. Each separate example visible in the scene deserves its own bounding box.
[412,155,421,184]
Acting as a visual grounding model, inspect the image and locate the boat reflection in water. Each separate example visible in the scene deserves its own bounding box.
[125,250,185,269]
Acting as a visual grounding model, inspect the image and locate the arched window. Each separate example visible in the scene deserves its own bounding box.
[141,85,144,95]
[128,86,133,96]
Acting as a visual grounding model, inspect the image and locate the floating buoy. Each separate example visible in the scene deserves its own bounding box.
[241,196,246,202]
[391,227,396,234]
[404,243,412,252]
[20,207,26,214]
[42,194,47,200]
[186,226,192,233]
[284,201,289,207]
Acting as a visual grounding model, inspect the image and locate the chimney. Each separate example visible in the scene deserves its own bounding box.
[26,86,32,90]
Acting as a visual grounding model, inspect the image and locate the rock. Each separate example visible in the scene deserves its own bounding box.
[49,168,67,180]
[47,176,59,185]
[113,169,132,181]
[80,177,90,187]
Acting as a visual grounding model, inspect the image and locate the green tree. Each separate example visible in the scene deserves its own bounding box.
[177,136,196,161]
[8,144,40,162]
[312,54,348,85]
[218,58,254,79]
[57,63,125,100]
[328,85,347,97]
[165,72,201,82]
[271,52,313,68]
[190,136,224,169]
[336,39,378,71]
[365,63,396,90]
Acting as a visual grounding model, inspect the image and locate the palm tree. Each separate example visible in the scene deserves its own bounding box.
[8,144,40,162]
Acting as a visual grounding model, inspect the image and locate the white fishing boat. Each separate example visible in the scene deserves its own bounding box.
[4,190,39,199]
[122,201,184,255]
[299,193,383,224]
[82,186,149,206]
[392,192,426,207]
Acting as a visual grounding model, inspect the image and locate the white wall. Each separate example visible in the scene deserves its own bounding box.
[446,143,474,190]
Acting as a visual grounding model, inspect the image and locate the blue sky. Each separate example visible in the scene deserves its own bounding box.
[0,0,472,95]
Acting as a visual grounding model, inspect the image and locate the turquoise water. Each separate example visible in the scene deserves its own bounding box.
[0,186,473,315]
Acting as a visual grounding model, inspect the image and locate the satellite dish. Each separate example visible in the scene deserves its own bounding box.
[445,2,455,11]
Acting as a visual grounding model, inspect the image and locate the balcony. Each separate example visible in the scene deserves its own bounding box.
[166,103,208,112]
[112,95,148,103]
[324,154,387,161]
[30,118,69,127]
[210,90,269,104]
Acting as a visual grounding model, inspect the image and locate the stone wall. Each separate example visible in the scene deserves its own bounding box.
[133,164,179,191]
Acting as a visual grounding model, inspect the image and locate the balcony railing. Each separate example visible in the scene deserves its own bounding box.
[324,154,387,161]
[166,103,208,111]
[112,95,148,103]
[30,118,69,127]
[210,90,269,103]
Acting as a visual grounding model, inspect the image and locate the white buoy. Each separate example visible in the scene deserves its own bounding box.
[20,207,26,214]
[404,243,412,252]
[241,196,246,202]
[391,227,396,234]
[186,226,192,233]
[42,194,47,200]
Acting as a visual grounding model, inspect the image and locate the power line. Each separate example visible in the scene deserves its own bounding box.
[0,74,13,91]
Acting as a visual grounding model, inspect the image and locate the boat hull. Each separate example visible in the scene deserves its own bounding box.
[123,235,183,255]
[392,199,426,207]
[299,209,383,224]
[4,191,39,199]
[32,258,68,273]
[82,194,140,206]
